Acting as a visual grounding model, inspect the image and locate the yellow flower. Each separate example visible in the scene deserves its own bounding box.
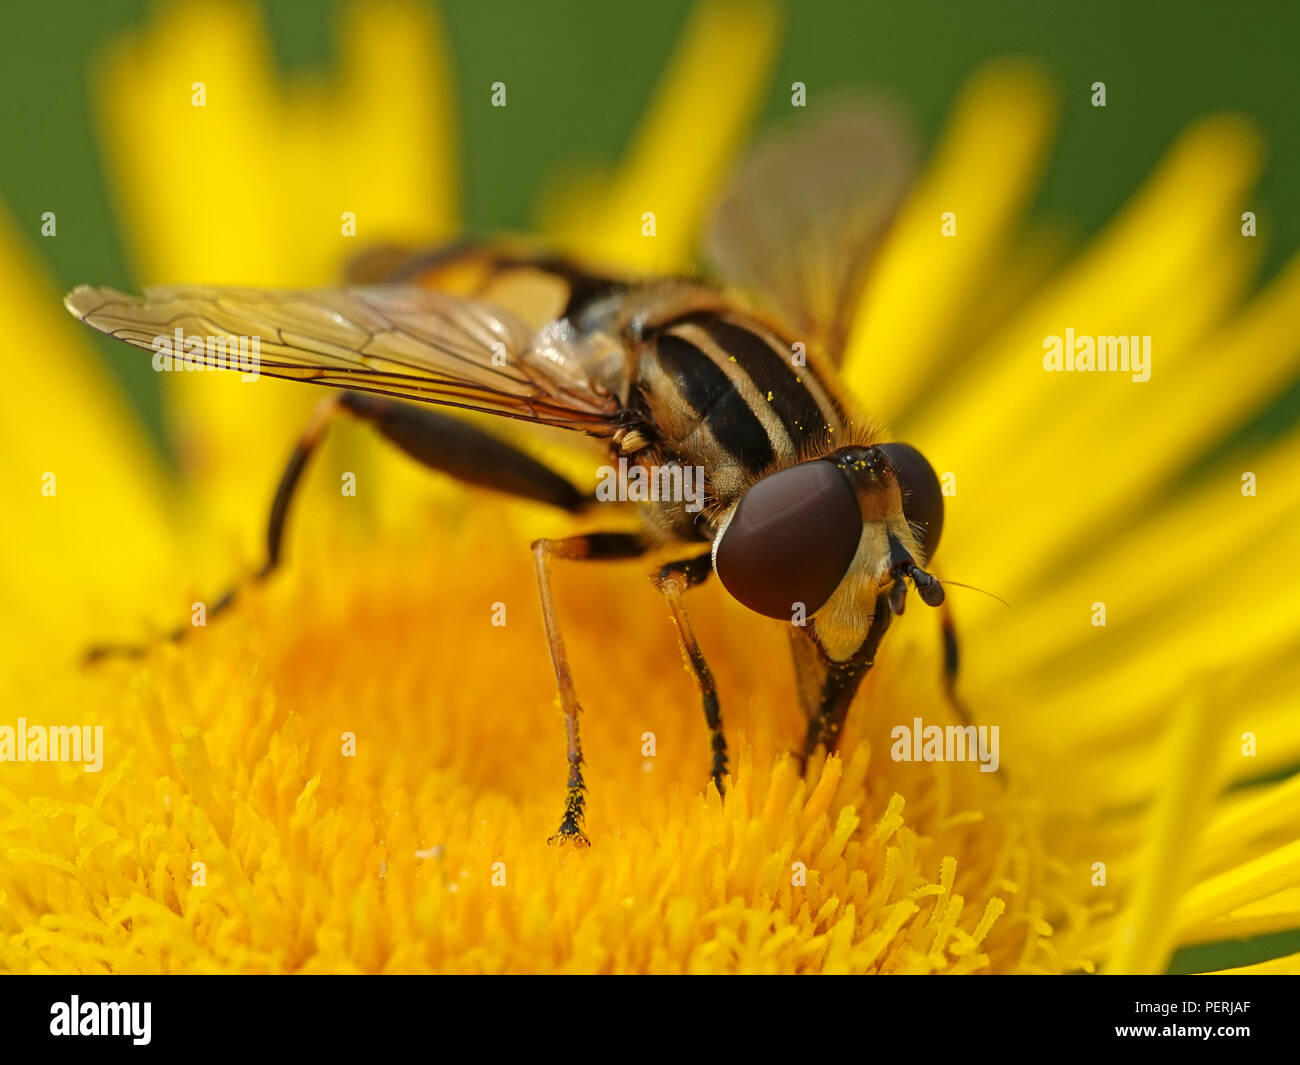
[2,0,1299,974]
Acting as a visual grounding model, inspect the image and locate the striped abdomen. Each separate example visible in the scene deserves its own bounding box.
[634,312,849,507]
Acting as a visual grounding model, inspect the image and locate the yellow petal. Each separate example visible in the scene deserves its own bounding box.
[1103,692,1230,973]
[845,59,1058,423]
[1204,951,1300,975]
[916,114,1265,591]
[539,0,780,273]
[0,203,179,665]
[89,0,462,572]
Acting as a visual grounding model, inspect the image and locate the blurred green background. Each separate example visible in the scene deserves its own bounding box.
[1,0,1297,974]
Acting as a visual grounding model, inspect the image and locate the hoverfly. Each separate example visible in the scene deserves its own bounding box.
[66,99,961,846]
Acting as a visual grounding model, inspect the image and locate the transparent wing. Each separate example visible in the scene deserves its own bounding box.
[64,284,627,432]
[704,94,917,360]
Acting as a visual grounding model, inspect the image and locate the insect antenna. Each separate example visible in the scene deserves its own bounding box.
[933,578,1011,608]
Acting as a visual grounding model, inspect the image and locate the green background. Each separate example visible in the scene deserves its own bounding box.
[1,0,1297,975]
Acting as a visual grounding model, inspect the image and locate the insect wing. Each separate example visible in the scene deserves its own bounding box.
[704,95,917,359]
[64,284,626,432]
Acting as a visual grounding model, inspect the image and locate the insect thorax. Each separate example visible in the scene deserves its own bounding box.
[628,307,850,518]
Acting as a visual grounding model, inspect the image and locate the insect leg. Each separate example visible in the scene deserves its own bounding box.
[337,392,588,511]
[652,553,728,796]
[938,600,972,727]
[937,601,1009,782]
[803,594,894,761]
[532,532,648,846]
[85,392,589,662]
[83,395,342,662]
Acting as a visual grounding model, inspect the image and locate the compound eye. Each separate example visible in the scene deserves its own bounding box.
[715,460,863,620]
[878,442,944,562]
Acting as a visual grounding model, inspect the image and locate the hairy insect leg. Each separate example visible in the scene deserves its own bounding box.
[803,594,894,762]
[85,391,589,663]
[532,532,648,847]
[653,553,728,796]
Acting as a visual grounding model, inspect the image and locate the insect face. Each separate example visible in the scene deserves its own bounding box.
[713,443,944,623]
